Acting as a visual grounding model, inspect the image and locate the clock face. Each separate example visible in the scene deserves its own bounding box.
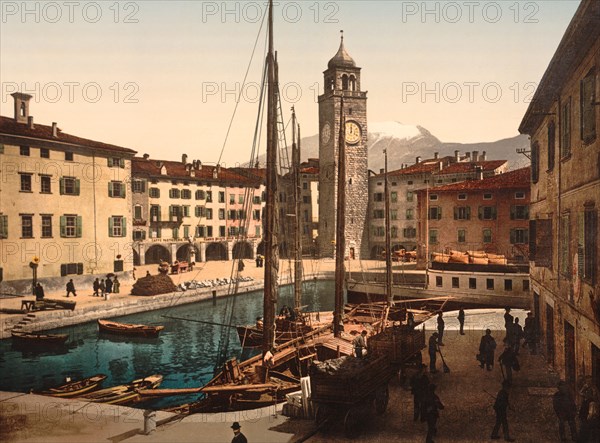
[321,122,331,145]
[345,121,361,145]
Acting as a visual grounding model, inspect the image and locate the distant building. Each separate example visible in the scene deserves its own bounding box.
[368,151,507,258]
[519,0,600,393]
[131,156,265,265]
[415,167,531,267]
[0,93,136,293]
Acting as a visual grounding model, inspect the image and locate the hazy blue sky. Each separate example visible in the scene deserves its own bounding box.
[1,1,581,166]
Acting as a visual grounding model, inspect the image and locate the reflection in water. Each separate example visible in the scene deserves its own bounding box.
[0,280,335,408]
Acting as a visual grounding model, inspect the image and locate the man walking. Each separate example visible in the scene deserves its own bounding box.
[498,346,517,386]
[65,279,77,297]
[437,312,445,345]
[553,380,577,442]
[99,279,106,297]
[491,380,515,441]
[479,329,497,371]
[429,332,439,373]
[422,383,444,443]
[457,307,465,335]
[105,277,113,294]
[230,422,248,443]
[92,278,100,297]
[410,364,429,421]
[523,312,538,355]
[510,318,523,354]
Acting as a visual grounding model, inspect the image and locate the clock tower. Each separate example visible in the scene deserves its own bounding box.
[318,33,368,258]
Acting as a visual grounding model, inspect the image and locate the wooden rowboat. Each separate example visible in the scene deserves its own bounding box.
[98,319,164,338]
[11,330,68,345]
[79,374,163,405]
[40,374,107,398]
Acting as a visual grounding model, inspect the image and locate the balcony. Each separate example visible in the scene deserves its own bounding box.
[133,219,147,226]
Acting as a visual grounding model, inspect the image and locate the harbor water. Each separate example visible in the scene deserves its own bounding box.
[0,280,336,408]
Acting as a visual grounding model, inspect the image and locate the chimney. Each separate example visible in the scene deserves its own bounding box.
[197,160,202,170]
[439,162,443,171]
[481,151,487,161]
[182,153,188,164]
[472,151,479,162]
[52,122,58,137]
[27,116,34,129]
[380,168,384,174]
[143,153,150,160]
[11,92,32,124]
[454,150,460,161]
[416,156,422,164]
[434,152,439,159]
[476,166,483,180]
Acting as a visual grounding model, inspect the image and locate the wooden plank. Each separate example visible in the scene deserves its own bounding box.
[137,387,204,397]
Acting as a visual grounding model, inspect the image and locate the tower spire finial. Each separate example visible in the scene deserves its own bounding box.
[340,30,344,42]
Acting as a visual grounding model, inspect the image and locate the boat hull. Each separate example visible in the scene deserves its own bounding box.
[80,375,163,405]
[98,319,164,338]
[40,374,107,398]
[11,331,69,345]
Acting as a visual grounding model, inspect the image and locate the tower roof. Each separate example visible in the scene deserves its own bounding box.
[328,33,356,69]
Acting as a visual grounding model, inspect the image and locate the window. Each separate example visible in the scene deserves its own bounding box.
[373,209,384,219]
[109,216,126,237]
[195,190,205,200]
[253,209,261,220]
[206,226,213,237]
[229,194,235,204]
[59,177,80,195]
[406,208,414,220]
[219,209,225,220]
[436,276,443,287]
[60,215,82,238]
[181,189,192,199]
[206,191,213,202]
[504,279,513,291]
[457,229,466,243]
[132,180,146,193]
[391,192,398,203]
[196,226,206,238]
[452,277,459,288]
[581,69,596,143]
[469,278,476,289]
[107,157,124,167]
[430,194,438,201]
[391,226,398,238]
[561,98,571,157]
[183,225,190,239]
[531,218,553,268]
[238,194,245,204]
[219,226,226,237]
[483,228,492,244]
[182,206,190,217]
[40,215,52,238]
[150,227,161,238]
[581,207,598,283]
[303,196,310,204]
[428,207,442,220]
[391,209,398,221]
[64,151,73,161]
[374,193,383,202]
[373,226,385,237]
[133,230,146,240]
[478,206,497,220]
[454,206,471,220]
[406,191,414,202]
[149,188,160,198]
[486,279,494,290]
[134,205,143,220]
[169,189,181,199]
[40,175,51,193]
[548,121,556,171]
[60,263,83,276]
[458,194,467,201]
[169,205,182,221]
[403,227,416,238]
[206,208,213,220]
[172,227,179,239]
[560,213,571,277]
[392,181,397,186]
[255,225,261,236]
[429,229,438,244]
[510,205,529,220]
[523,280,530,291]
[21,215,33,238]
[0,214,7,238]
[218,192,225,203]
[40,148,49,158]
[515,192,525,200]
[531,142,540,183]
[510,228,529,245]
[108,181,126,198]
[303,182,308,190]
[253,196,261,204]
[483,193,493,200]
[195,206,205,217]
[20,173,32,192]
[20,146,30,156]
[150,205,161,222]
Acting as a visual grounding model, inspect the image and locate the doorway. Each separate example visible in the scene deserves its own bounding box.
[564,321,576,387]
[546,304,555,365]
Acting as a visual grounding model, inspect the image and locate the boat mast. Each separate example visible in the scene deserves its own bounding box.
[292,109,302,314]
[263,0,278,356]
[384,148,392,305]
[334,97,346,338]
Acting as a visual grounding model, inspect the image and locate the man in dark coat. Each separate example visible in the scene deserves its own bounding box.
[105,277,113,294]
[553,380,577,442]
[578,401,599,443]
[498,346,517,386]
[429,332,439,373]
[410,364,429,421]
[457,308,465,335]
[231,422,247,443]
[422,383,444,443]
[504,307,514,342]
[92,278,100,297]
[34,283,45,301]
[437,312,445,345]
[491,380,515,441]
[65,279,77,297]
[479,329,497,371]
[509,317,523,354]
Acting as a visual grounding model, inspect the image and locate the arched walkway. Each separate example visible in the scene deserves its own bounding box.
[370,245,385,260]
[206,242,227,261]
[176,244,194,262]
[145,245,171,264]
[233,242,253,259]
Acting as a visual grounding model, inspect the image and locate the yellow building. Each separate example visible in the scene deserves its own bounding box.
[0,93,135,294]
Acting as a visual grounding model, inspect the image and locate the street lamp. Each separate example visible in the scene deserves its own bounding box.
[29,256,40,295]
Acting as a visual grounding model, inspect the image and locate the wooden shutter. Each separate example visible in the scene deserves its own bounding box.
[119,158,125,168]
[108,217,114,237]
[77,263,83,275]
[108,158,114,167]
[453,207,458,220]
[60,216,66,237]
[76,216,82,237]
[0,215,7,238]
[59,177,65,195]
[578,212,585,277]
[120,183,126,198]
[108,182,113,197]
[60,264,67,276]
[74,179,80,195]
[122,218,126,237]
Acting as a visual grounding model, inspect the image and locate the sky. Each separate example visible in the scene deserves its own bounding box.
[0,0,581,167]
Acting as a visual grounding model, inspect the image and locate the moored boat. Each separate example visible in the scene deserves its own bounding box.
[40,374,107,398]
[79,374,163,405]
[97,319,164,337]
[11,330,68,345]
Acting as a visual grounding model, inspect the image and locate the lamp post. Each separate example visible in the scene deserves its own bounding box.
[29,257,40,295]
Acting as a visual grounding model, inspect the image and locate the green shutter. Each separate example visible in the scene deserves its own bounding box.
[59,177,65,195]
[157,205,161,222]
[60,216,66,237]
[76,216,82,237]
[108,158,113,167]
[108,182,113,197]
[0,215,7,238]
[77,263,83,275]
[119,158,125,168]
[109,217,114,237]
[578,212,585,277]
[120,183,126,198]
[60,264,67,276]
[74,179,80,195]
[122,217,126,237]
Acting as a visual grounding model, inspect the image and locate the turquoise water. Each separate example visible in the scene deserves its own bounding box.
[0,280,336,408]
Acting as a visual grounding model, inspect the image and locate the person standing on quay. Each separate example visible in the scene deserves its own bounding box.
[504,307,514,342]
[479,329,497,371]
[35,283,45,301]
[113,276,120,294]
[437,312,445,345]
[105,277,113,294]
[457,308,465,335]
[429,332,439,373]
[491,380,515,441]
[99,279,106,297]
[92,278,100,297]
[65,279,77,297]
[498,346,517,386]
[422,383,444,443]
[410,363,429,422]
[553,380,578,442]
[510,318,523,354]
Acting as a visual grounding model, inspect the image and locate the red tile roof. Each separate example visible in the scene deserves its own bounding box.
[0,116,136,154]
[434,160,506,175]
[417,167,531,194]
[300,166,319,174]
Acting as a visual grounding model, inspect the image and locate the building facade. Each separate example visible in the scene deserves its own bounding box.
[318,36,368,259]
[0,93,136,293]
[519,0,600,395]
